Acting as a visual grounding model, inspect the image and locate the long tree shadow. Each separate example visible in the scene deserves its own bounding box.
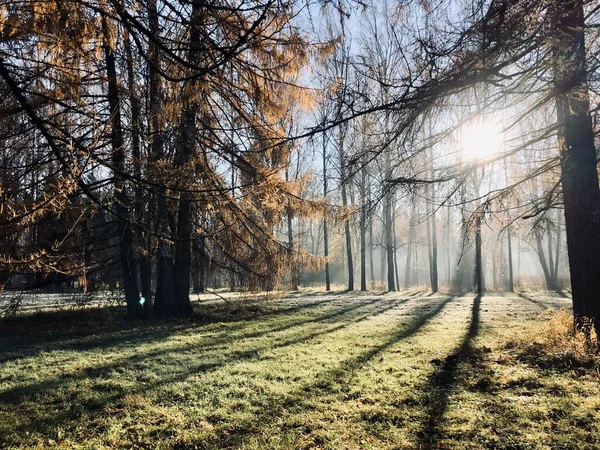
[199,296,456,448]
[417,294,482,449]
[1,295,416,410]
[0,293,351,363]
[1,292,419,366]
[1,295,448,447]
[517,292,571,311]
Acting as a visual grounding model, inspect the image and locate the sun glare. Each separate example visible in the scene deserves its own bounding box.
[459,120,503,162]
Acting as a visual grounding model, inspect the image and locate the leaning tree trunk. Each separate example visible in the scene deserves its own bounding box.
[554,0,600,334]
[535,232,556,291]
[102,14,140,318]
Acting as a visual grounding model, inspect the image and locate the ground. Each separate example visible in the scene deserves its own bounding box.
[1,289,598,449]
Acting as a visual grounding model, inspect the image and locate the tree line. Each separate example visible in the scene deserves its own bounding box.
[1,0,600,336]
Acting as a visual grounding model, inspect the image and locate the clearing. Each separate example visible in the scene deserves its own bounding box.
[1,290,598,449]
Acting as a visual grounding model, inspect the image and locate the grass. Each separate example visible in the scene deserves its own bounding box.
[0,289,598,449]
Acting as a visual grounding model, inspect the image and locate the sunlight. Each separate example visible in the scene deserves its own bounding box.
[459,120,503,162]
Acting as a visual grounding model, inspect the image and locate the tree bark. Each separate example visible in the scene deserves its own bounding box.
[506,225,514,292]
[474,213,484,295]
[426,181,439,293]
[554,0,600,333]
[322,132,331,292]
[101,14,140,318]
[368,183,375,287]
[404,204,415,289]
[286,168,298,291]
[393,204,400,290]
[339,128,354,291]
[124,32,152,317]
[384,188,395,291]
[360,165,367,291]
[172,0,204,317]
[535,232,555,291]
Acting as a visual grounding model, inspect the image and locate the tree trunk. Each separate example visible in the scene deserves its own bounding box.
[384,188,395,291]
[474,213,484,295]
[360,165,367,291]
[536,232,555,291]
[172,0,205,318]
[339,131,354,291]
[405,205,415,288]
[147,0,175,317]
[554,212,561,287]
[124,32,151,317]
[554,0,600,332]
[426,185,439,293]
[368,188,375,287]
[446,206,451,286]
[393,205,400,290]
[101,14,140,318]
[507,225,514,292]
[547,226,556,285]
[286,168,298,291]
[322,132,331,292]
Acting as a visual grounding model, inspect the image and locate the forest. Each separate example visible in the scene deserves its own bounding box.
[2,0,600,448]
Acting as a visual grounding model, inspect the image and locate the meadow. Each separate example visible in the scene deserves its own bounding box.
[1,290,598,449]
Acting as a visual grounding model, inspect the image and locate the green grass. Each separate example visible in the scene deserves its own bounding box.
[1,289,598,449]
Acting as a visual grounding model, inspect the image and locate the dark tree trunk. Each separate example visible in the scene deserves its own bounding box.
[360,165,367,291]
[147,0,175,317]
[322,132,330,292]
[430,209,438,293]
[446,206,451,286]
[154,242,175,316]
[554,0,600,332]
[102,15,140,318]
[339,131,353,291]
[547,227,556,285]
[286,169,298,291]
[368,184,375,287]
[554,212,561,285]
[427,183,439,293]
[124,33,152,317]
[171,0,206,318]
[342,195,354,291]
[474,213,485,295]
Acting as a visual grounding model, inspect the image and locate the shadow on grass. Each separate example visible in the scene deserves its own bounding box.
[0,292,352,363]
[200,296,456,448]
[517,292,571,311]
[0,294,447,447]
[417,294,482,449]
